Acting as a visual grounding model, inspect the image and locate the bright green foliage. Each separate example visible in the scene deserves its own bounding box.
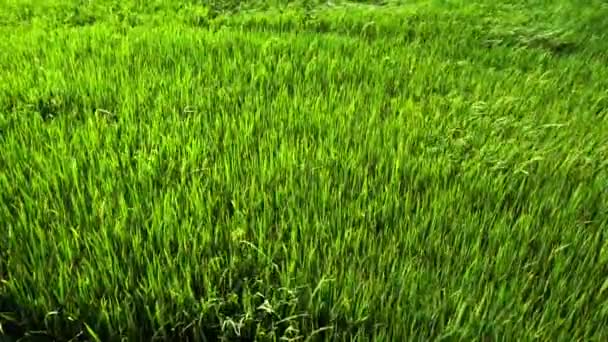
[0,0,607,341]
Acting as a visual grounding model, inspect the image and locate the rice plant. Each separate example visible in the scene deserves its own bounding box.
[0,0,607,340]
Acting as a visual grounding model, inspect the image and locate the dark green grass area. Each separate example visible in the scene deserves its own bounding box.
[1,0,607,341]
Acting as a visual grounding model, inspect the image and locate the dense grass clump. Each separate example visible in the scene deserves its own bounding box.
[1,0,607,340]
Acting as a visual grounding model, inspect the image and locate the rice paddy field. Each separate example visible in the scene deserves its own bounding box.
[1,0,607,340]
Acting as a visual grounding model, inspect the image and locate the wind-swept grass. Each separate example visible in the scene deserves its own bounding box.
[0,0,607,340]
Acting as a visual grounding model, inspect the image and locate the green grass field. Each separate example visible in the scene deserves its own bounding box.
[1,0,607,340]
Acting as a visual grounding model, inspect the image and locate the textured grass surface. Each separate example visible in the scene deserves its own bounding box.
[1,0,608,340]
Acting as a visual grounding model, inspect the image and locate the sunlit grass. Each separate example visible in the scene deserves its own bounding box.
[0,0,607,340]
